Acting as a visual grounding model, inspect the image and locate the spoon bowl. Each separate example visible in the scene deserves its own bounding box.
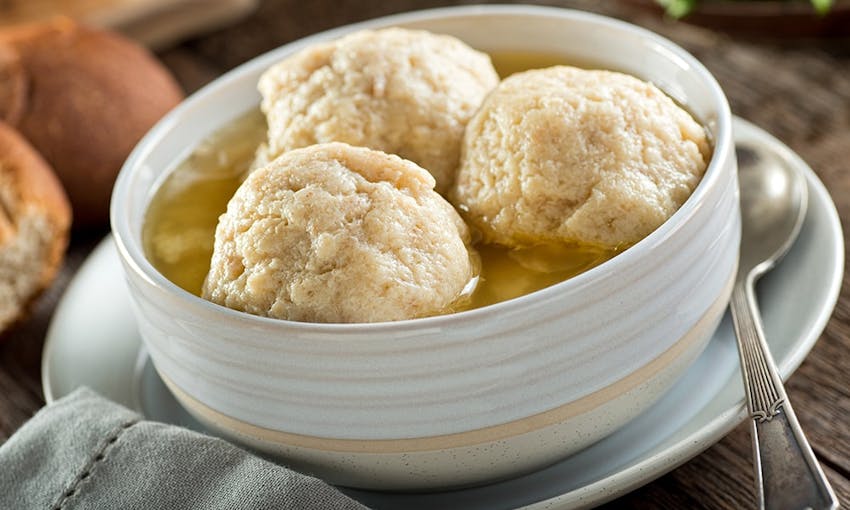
[736,144,808,280]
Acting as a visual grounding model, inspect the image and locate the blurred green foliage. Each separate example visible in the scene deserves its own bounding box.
[657,0,834,17]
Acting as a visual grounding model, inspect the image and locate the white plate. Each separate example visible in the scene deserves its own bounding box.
[42,117,843,509]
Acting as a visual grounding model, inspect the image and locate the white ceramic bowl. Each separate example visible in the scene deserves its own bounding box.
[111,5,739,491]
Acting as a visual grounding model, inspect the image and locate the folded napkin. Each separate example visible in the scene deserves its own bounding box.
[0,388,367,509]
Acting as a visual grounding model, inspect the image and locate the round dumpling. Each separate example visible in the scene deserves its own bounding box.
[451,65,710,249]
[203,142,476,323]
[257,27,499,193]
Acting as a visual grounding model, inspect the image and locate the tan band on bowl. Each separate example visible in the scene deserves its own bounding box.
[162,270,735,454]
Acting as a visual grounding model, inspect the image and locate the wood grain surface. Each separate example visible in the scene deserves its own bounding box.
[2,1,849,508]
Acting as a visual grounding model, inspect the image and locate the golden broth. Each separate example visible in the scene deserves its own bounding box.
[142,52,622,312]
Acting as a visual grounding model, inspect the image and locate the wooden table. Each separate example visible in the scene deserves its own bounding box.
[2,1,849,508]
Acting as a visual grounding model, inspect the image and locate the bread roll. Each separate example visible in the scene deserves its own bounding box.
[0,18,184,227]
[0,122,71,333]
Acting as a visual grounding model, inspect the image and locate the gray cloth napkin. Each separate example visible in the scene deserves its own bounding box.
[0,388,368,510]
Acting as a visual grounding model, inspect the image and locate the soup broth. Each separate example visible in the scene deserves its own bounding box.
[142,52,623,312]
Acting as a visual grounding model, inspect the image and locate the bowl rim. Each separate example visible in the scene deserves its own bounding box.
[110,4,733,334]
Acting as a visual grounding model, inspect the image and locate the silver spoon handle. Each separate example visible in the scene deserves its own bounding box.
[729,279,837,510]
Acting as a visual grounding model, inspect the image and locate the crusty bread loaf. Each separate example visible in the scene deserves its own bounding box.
[0,122,71,333]
[0,18,183,227]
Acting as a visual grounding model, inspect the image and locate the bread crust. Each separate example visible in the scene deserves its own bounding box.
[0,121,71,333]
[0,18,183,227]
[0,43,26,126]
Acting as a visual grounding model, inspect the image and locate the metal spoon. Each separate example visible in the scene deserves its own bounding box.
[731,143,837,510]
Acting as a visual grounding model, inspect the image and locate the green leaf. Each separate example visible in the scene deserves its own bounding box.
[656,0,698,18]
[811,0,834,15]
